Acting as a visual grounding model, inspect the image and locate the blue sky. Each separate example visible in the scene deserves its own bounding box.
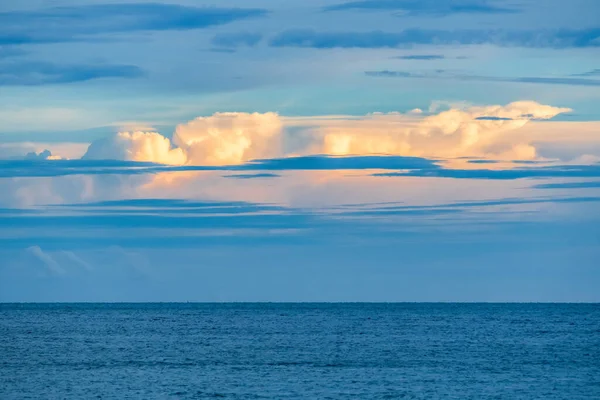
[0,0,599,301]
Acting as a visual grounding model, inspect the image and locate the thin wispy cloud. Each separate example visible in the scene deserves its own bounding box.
[0,62,143,86]
[0,46,27,59]
[394,55,446,60]
[26,245,66,275]
[270,28,600,49]
[224,173,281,179]
[571,69,600,77]
[2,156,600,182]
[365,70,600,87]
[211,32,264,48]
[0,3,268,45]
[532,181,600,190]
[324,0,519,15]
[374,164,600,180]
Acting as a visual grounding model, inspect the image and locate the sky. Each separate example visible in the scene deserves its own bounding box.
[0,0,599,302]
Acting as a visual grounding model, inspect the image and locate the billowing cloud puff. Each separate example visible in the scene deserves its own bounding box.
[172,112,282,165]
[316,101,571,159]
[26,149,52,160]
[0,142,87,160]
[84,131,186,165]
[82,103,571,165]
[84,112,283,166]
[25,149,63,160]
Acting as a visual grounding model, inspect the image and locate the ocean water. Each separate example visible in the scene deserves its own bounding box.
[1,304,599,399]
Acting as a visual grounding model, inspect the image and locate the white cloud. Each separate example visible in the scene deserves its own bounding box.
[83,131,186,165]
[173,112,283,165]
[313,101,572,159]
[79,102,575,165]
[0,142,88,160]
[83,112,283,165]
[61,250,94,271]
[26,246,66,275]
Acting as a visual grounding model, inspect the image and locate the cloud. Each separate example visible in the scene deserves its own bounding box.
[83,131,187,165]
[25,149,52,160]
[311,101,571,159]
[0,3,268,45]
[365,70,600,87]
[0,155,439,179]
[511,77,600,86]
[173,112,283,165]
[26,246,65,275]
[0,46,27,59]
[224,173,281,179]
[0,142,90,160]
[0,159,163,178]
[0,143,48,160]
[4,155,600,182]
[211,32,263,48]
[467,159,499,163]
[0,62,143,86]
[394,54,445,60]
[269,28,600,49]
[475,116,513,121]
[59,101,576,168]
[84,112,284,166]
[338,196,600,216]
[2,212,320,238]
[5,192,600,252]
[60,250,94,271]
[62,198,286,214]
[49,196,600,218]
[324,0,518,15]
[207,47,238,54]
[2,153,600,225]
[571,69,600,77]
[374,164,600,180]
[244,155,439,170]
[25,149,63,161]
[532,181,600,190]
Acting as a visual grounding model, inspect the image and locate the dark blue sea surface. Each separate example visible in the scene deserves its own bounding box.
[1,303,599,399]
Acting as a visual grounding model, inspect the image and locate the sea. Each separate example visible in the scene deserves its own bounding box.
[1,303,599,399]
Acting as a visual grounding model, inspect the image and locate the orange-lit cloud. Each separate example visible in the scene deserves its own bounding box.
[84,112,283,165]
[310,101,572,159]
[172,112,282,165]
[81,102,582,166]
[83,131,186,165]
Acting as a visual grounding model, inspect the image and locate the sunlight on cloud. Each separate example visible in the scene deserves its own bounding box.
[136,170,528,211]
[173,112,283,165]
[80,101,575,166]
[84,112,283,166]
[317,101,571,159]
[84,131,187,165]
[0,142,89,160]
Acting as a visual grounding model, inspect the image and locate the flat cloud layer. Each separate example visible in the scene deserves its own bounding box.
[82,102,572,165]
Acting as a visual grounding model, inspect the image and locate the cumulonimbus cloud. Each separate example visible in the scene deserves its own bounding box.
[84,112,283,165]
[172,112,283,165]
[82,101,572,165]
[315,101,572,159]
[84,131,187,165]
